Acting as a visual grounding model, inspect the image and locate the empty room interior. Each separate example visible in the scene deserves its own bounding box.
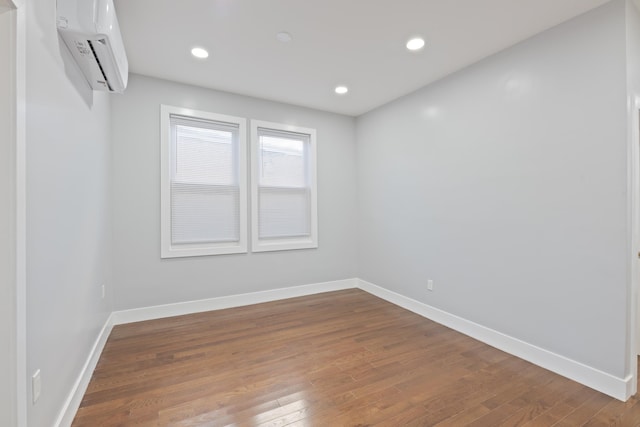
[7,0,640,425]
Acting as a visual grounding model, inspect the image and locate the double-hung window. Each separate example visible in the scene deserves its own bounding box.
[160,105,247,258]
[251,120,318,252]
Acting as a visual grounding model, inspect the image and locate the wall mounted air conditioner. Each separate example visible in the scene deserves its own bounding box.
[56,0,128,93]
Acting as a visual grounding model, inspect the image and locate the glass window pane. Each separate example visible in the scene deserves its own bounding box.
[259,135,306,188]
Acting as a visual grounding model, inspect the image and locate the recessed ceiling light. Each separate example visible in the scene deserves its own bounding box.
[335,86,348,95]
[191,47,209,59]
[276,32,293,43]
[406,37,425,51]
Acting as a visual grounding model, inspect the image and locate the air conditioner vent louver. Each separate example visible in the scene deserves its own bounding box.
[87,39,112,92]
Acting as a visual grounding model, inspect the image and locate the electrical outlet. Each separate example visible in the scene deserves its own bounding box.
[427,279,434,291]
[101,284,105,299]
[32,369,41,404]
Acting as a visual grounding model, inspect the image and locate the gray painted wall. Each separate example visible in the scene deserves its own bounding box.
[111,75,358,310]
[0,8,16,427]
[356,1,630,378]
[25,0,113,425]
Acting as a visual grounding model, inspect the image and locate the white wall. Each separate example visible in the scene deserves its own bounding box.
[25,0,113,425]
[0,7,16,427]
[357,0,630,379]
[111,75,357,310]
[627,3,640,366]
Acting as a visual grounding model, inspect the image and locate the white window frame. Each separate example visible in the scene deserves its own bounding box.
[250,120,318,252]
[160,105,247,258]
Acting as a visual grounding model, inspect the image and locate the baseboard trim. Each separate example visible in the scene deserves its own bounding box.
[112,278,358,325]
[357,279,632,401]
[54,313,114,427]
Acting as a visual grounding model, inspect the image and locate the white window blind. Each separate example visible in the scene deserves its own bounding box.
[161,106,247,258]
[171,117,239,244]
[251,121,317,252]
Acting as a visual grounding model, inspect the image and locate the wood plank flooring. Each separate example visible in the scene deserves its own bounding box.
[72,289,640,426]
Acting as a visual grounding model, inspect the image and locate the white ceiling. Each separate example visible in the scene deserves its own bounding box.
[114,0,611,116]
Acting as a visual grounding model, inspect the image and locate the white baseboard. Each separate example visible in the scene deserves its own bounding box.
[54,313,114,427]
[357,279,632,401]
[112,278,358,325]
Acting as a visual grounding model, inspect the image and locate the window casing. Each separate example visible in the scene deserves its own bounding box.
[161,105,247,258]
[251,120,318,252]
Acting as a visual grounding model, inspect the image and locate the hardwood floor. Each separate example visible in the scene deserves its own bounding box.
[72,289,640,426]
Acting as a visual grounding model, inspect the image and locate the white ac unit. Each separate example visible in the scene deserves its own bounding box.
[56,0,129,93]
